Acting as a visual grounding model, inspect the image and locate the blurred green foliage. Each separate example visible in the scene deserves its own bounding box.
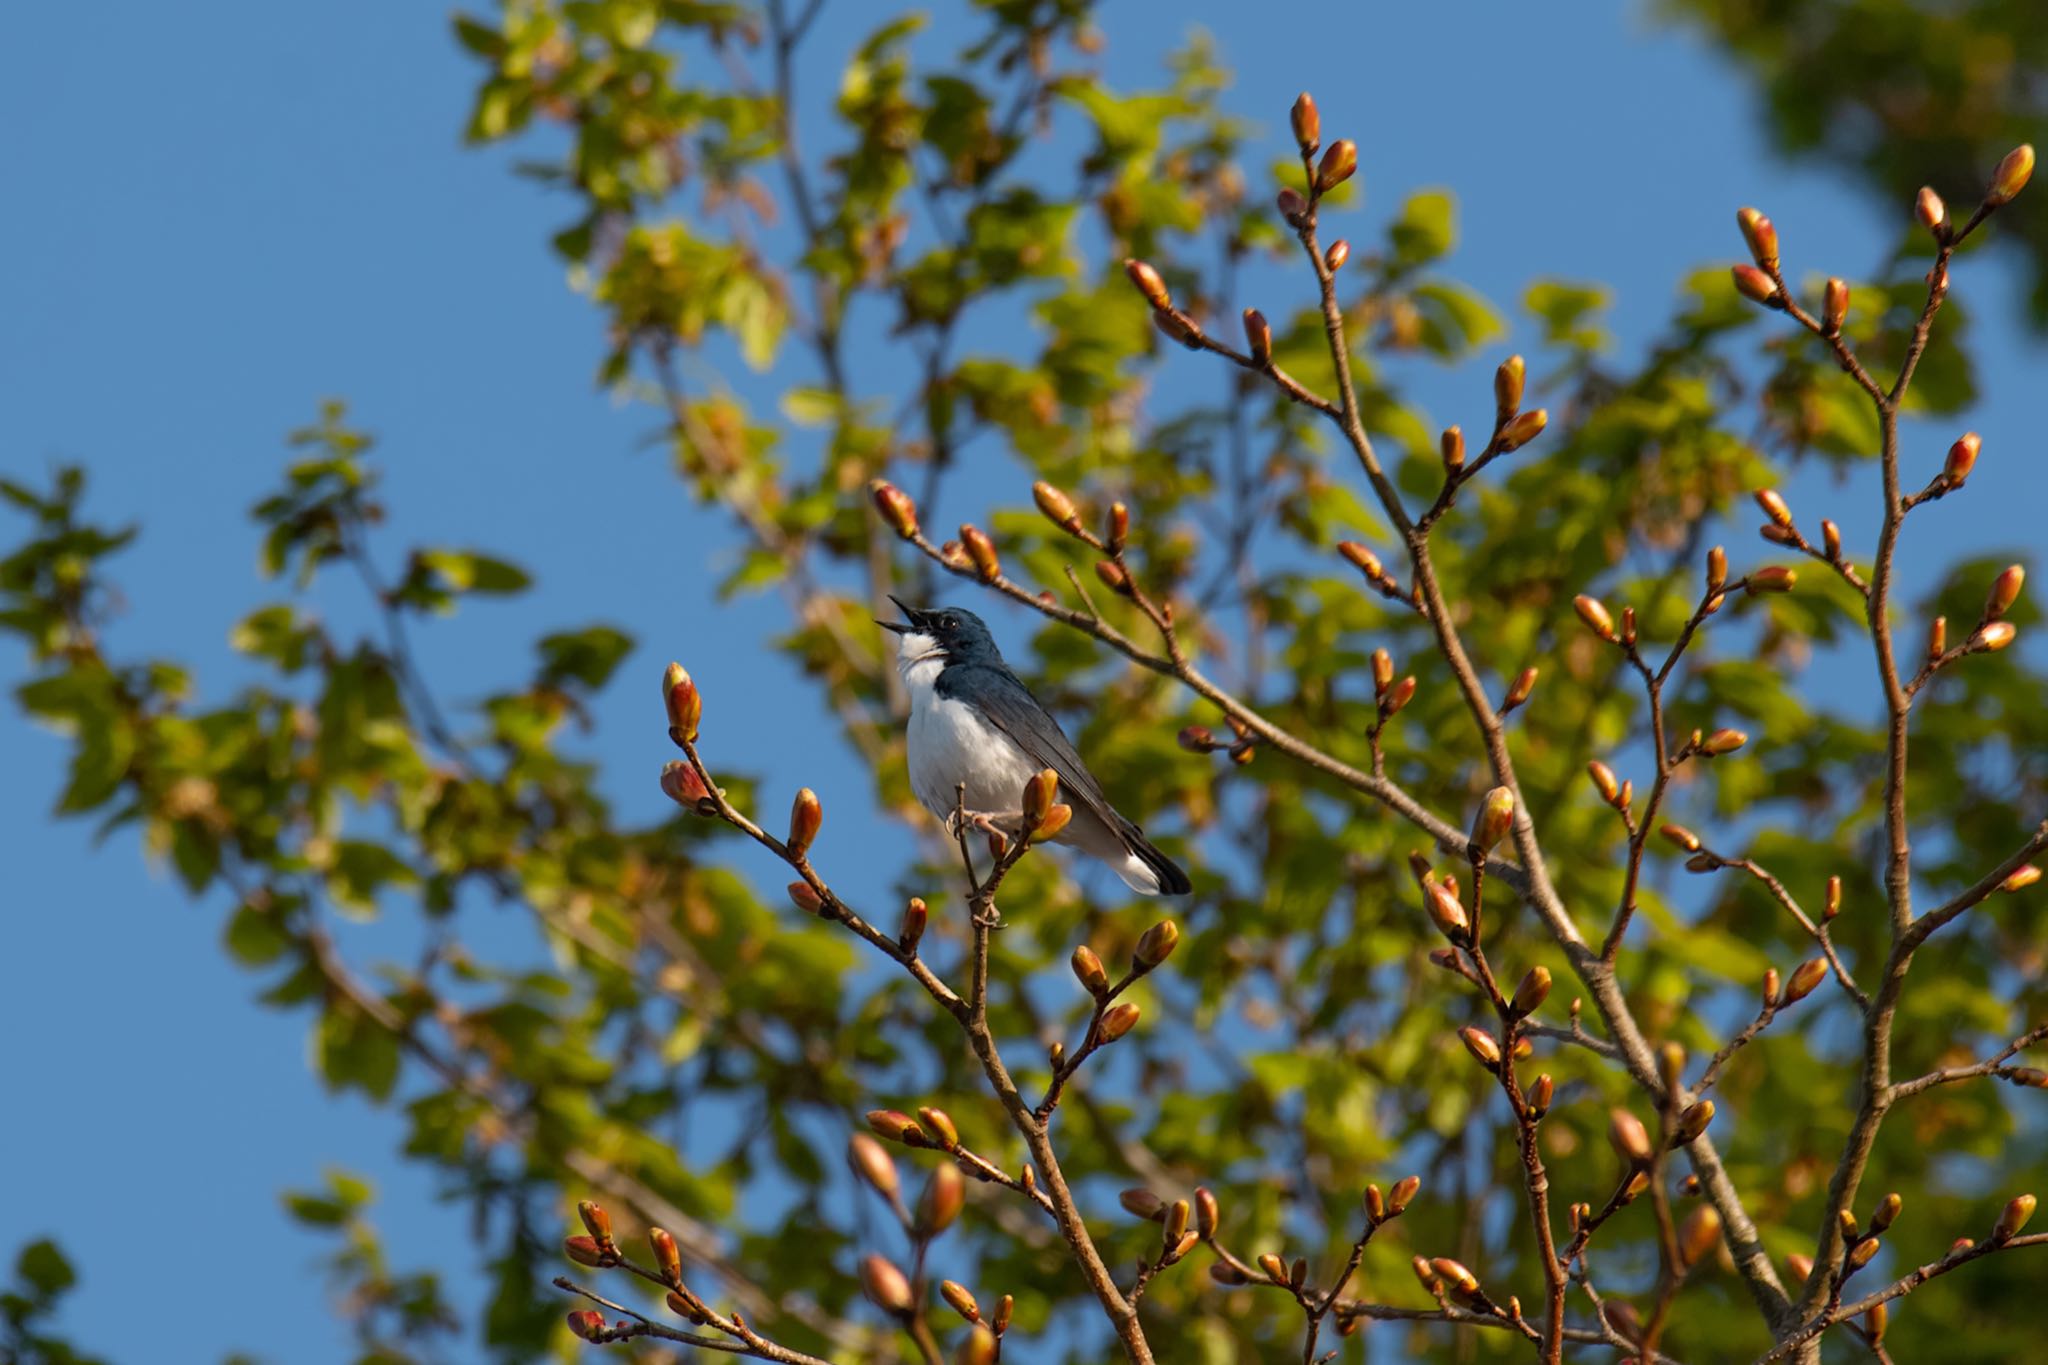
[4,1,2045,1362]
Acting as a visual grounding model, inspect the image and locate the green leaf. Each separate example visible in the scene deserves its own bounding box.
[418,550,531,595]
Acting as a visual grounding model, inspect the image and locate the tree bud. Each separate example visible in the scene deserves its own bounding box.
[941,1280,981,1323]
[1679,1203,1723,1269]
[1928,615,1949,660]
[1985,565,2024,620]
[578,1200,614,1247]
[1439,424,1466,474]
[1509,965,1553,1019]
[1242,308,1272,366]
[1071,945,1108,995]
[849,1134,898,1198]
[1988,143,2036,206]
[1094,559,1132,595]
[1623,1171,1651,1202]
[1587,761,1621,805]
[1786,1252,1814,1283]
[1574,594,1616,641]
[1505,665,1538,709]
[566,1309,606,1341]
[1672,1099,1715,1145]
[860,1254,914,1315]
[662,662,701,743]
[1870,1193,1902,1235]
[899,897,927,953]
[1037,803,1073,839]
[1099,1002,1140,1042]
[1498,408,1548,452]
[1973,621,2017,652]
[1747,565,1797,592]
[1865,1301,1888,1346]
[1660,823,1701,853]
[960,524,1001,582]
[1946,432,1980,485]
[1699,728,1748,756]
[1210,1261,1248,1286]
[1609,1109,1653,1165]
[1134,919,1181,969]
[871,480,919,539]
[867,1109,927,1145]
[1999,864,2042,893]
[1195,1186,1220,1238]
[1152,309,1201,348]
[1473,786,1516,853]
[1431,1258,1480,1298]
[1755,488,1793,527]
[564,1234,606,1267]
[1914,185,1948,234]
[1825,875,1842,920]
[1290,92,1320,153]
[1123,258,1170,310]
[1325,239,1350,271]
[1033,481,1084,535]
[1660,1040,1686,1091]
[1823,277,1849,333]
[1120,1187,1165,1220]
[1781,956,1828,1004]
[1993,1193,2037,1241]
[1162,1198,1191,1245]
[1494,354,1525,417]
[1338,540,1383,580]
[1105,502,1129,555]
[788,787,822,856]
[1315,139,1357,193]
[1022,767,1059,832]
[1277,187,1307,223]
[917,1163,966,1236]
[1384,675,1417,714]
[1259,1252,1288,1283]
[1528,1073,1554,1117]
[1459,1025,1502,1069]
[1731,264,1779,304]
[1706,545,1728,595]
[917,1107,959,1151]
[1425,881,1469,940]
[1389,1175,1421,1213]
[1411,1255,1440,1293]
[1371,647,1395,697]
[645,1227,684,1286]
[1178,724,1216,752]
[659,760,715,813]
[1846,1237,1880,1270]
[1735,206,1779,270]
[788,881,824,914]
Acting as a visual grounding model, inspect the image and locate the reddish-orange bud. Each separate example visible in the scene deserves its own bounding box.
[1679,1204,1724,1269]
[787,880,824,915]
[1099,1002,1141,1042]
[578,1200,614,1246]
[566,1309,606,1341]
[1498,407,1548,452]
[1315,139,1357,193]
[1123,258,1170,311]
[1755,488,1792,528]
[1242,308,1272,366]
[1661,824,1701,853]
[1731,263,1779,304]
[1823,277,1849,333]
[1504,665,1538,710]
[940,1280,981,1323]
[1071,944,1108,995]
[1105,502,1129,554]
[1195,1186,1220,1237]
[960,524,1001,582]
[1735,206,1779,270]
[899,896,927,953]
[1999,864,2042,894]
[870,479,919,539]
[917,1162,965,1235]
[1988,144,2036,206]
[1609,1109,1653,1165]
[1411,1255,1440,1292]
[917,1106,960,1151]
[1747,565,1798,593]
[564,1234,605,1267]
[1707,545,1728,594]
[1430,1257,1480,1298]
[1494,354,1525,417]
[1095,559,1132,595]
[1865,1301,1888,1346]
[1390,1175,1421,1213]
[1946,432,1981,485]
[1821,519,1842,560]
[1786,1252,1815,1284]
[1474,786,1516,853]
[1974,620,2018,652]
[860,1254,914,1315]
[1699,728,1749,756]
[1985,565,2024,620]
[1459,1025,1502,1068]
[1440,425,1466,474]
[1370,647,1395,698]
[649,1227,683,1286]
[1290,92,1320,153]
[1134,919,1181,969]
[787,787,822,857]
[1425,881,1469,940]
[1574,594,1616,641]
[1781,956,1828,1005]
[1324,238,1350,272]
[1152,309,1201,348]
[1385,675,1417,714]
[1260,1252,1289,1283]
[1528,1073,1554,1116]
[1588,761,1622,805]
[1763,967,1781,1005]
[866,1109,927,1146]
[659,759,714,813]
[1337,540,1383,580]
[1915,186,1948,235]
[662,661,701,743]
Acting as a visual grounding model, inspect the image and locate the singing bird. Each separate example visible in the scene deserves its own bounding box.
[880,598,1191,896]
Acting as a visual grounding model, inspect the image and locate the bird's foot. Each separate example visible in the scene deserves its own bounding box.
[971,901,1005,930]
[946,808,1023,839]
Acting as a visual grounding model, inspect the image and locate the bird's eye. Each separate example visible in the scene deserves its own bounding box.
[941,616,956,630]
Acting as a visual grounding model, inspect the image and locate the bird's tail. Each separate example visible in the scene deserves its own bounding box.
[1113,817,1192,897]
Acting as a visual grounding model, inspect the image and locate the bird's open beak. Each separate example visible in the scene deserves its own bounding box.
[876,594,918,634]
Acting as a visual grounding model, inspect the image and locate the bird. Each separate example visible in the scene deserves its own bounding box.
[879,597,1191,897]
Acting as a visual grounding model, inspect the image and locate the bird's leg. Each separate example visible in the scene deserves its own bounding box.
[943,808,1025,839]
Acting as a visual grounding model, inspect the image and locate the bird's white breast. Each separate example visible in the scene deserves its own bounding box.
[898,633,1036,818]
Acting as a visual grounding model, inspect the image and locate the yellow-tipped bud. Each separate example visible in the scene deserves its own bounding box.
[1993,1193,2037,1241]
[1498,408,1548,452]
[1430,1258,1480,1299]
[578,1200,614,1246]
[1390,1175,1421,1213]
[1755,488,1793,527]
[650,1227,683,1286]
[1290,92,1320,154]
[1505,665,1538,709]
[860,1254,914,1315]
[1870,1193,1903,1235]
[1574,594,1616,641]
[1999,864,2042,893]
[1707,544,1728,594]
[1587,761,1621,805]
[917,1106,959,1151]
[1242,308,1272,366]
[1134,919,1181,969]
[1679,1203,1724,1269]
[1846,1237,1880,1270]
[1316,139,1358,193]
[1672,1099,1715,1145]
[1122,258,1170,311]
[1781,956,1829,1005]
[1974,620,2018,652]
[1436,425,1466,475]
[1162,1198,1191,1245]
[871,479,919,539]
[1411,1255,1440,1292]
[1747,565,1798,592]
[1071,945,1108,995]
[1825,875,1842,920]
[1425,881,1470,940]
[1736,207,1779,270]
[1988,144,2036,206]
[1512,965,1552,1016]
[1371,647,1395,697]
[1473,786,1516,853]
[1100,1002,1141,1042]
[663,662,701,743]
[1459,1025,1502,1069]
[788,787,822,856]
[1528,1073,1554,1116]
[1822,519,1842,560]
[1731,264,1779,304]
[1023,767,1059,832]
[1037,803,1073,839]
[1494,354,1525,417]
[1609,1109,1653,1165]
[1105,502,1129,554]
[1660,823,1702,853]
[1823,277,1849,333]
[1946,432,1981,485]
[1986,565,2024,620]
[940,1280,981,1323]
[1195,1186,1220,1237]
[899,897,928,953]
[1865,1301,1888,1346]
[1699,728,1749,756]
[1261,1252,1289,1283]
[1337,540,1383,580]
[1033,481,1084,535]
[960,524,1001,581]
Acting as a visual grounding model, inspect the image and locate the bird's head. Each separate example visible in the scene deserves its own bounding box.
[878,598,1001,668]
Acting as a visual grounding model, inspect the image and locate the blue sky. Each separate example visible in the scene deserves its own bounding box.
[3,3,2043,1361]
